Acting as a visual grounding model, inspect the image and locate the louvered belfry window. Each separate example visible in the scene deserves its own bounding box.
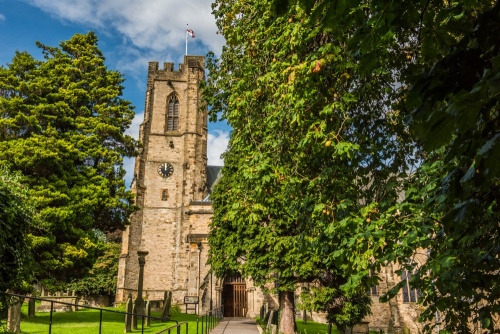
[167,94,179,131]
[401,270,420,303]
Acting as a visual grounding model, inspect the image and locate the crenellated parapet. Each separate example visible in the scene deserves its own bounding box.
[147,56,204,84]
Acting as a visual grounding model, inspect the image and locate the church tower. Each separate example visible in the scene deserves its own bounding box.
[116,56,215,306]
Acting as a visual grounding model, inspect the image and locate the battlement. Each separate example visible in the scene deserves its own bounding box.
[148,56,204,77]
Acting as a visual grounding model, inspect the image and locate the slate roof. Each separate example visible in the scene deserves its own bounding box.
[206,165,222,192]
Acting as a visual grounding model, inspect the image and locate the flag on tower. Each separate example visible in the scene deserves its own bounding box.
[186,25,196,55]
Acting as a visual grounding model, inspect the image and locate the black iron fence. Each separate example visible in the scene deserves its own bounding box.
[155,321,188,334]
[196,306,223,334]
[1,292,225,334]
[153,321,189,334]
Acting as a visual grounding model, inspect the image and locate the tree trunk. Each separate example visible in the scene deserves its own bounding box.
[279,290,297,334]
[7,296,24,333]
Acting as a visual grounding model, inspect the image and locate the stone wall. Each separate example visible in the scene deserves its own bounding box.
[116,56,209,304]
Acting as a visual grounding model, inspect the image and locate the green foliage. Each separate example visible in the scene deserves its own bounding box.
[0,167,34,300]
[300,284,371,330]
[204,0,412,331]
[208,0,500,332]
[267,0,500,332]
[0,32,139,290]
[69,242,121,296]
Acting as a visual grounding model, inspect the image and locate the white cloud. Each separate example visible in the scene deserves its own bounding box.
[125,111,143,140]
[24,0,225,55]
[0,13,6,22]
[207,130,229,166]
[123,157,136,188]
[123,111,143,188]
[21,0,230,185]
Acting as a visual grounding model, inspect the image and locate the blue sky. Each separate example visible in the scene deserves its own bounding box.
[0,0,230,187]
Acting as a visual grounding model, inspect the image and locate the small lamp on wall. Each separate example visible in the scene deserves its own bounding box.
[169,141,174,148]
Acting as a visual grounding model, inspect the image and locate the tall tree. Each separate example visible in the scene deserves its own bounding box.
[69,241,121,297]
[205,1,414,332]
[0,167,34,333]
[0,167,33,299]
[269,0,500,332]
[0,32,138,290]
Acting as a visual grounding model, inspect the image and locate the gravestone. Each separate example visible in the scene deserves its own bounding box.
[161,291,172,321]
[267,310,275,332]
[28,298,36,317]
[132,303,138,330]
[263,311,270,326]
[146,300,151,327]
[354,322,369,334]
[124,294,133,333]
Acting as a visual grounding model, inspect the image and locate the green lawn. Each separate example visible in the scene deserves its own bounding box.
[14,302,207,334]
[11,303,338,334]
[296,320,340,334]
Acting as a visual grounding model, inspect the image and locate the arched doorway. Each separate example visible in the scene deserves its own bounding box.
[222,273,247,317]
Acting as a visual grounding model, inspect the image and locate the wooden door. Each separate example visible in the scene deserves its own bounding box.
[222,274,247,317]
[233,284,247,317]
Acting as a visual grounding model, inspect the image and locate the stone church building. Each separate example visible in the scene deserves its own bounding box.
[115,55,268,318]
[116,55,432,333]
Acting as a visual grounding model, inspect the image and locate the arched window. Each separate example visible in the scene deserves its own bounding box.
[167,94,179,131]
[401,270,421,303]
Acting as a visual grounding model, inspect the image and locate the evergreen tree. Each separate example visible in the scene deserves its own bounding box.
[69,242,121,297]
[0,32,138,290]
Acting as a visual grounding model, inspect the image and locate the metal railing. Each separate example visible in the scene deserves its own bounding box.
[155,321,188,334]
[196,305,224,334]
[1,292,179,334]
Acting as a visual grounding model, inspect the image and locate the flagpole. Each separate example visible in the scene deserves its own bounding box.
[186,24,188,55]
[186,24,195,55]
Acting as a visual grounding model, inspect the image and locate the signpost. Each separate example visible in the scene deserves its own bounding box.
[184,296,199,314]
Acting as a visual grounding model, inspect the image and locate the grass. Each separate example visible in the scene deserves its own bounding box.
[7,302,205,334]
[295,320,340,334]
[7,303,338,334]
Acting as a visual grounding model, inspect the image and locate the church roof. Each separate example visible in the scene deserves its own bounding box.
[206,165,222,192]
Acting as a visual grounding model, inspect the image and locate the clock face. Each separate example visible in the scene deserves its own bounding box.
[157,162,174,178]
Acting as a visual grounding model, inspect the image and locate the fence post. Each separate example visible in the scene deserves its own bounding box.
[99,309,103,334]
[49,301,54,334]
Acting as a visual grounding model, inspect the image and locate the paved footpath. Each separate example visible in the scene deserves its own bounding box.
[210,317,261,334]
